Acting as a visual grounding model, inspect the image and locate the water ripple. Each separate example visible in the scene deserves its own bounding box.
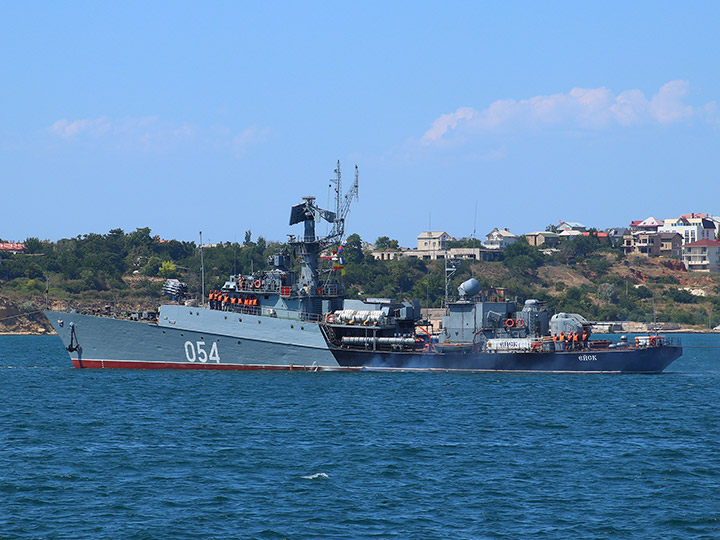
[2,334,720,539]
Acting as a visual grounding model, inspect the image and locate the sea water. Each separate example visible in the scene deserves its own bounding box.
[1,334,719,539]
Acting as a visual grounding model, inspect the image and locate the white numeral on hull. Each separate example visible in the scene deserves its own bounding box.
[184,341,221,363]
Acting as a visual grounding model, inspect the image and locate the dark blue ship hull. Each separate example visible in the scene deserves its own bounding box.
[331,344,683,373]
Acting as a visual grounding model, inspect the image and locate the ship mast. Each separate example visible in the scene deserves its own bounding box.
[287,162,358,313]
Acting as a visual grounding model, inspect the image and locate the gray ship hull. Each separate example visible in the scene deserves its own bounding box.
[46,308,682,374]
[330,344,683,374]
[45,307,343,370]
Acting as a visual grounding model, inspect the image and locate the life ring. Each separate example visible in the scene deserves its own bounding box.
[649,336,657,347]
[254,280,261,289]
[326,314,334,324]
[516,318,525,327]
[505,318,514,327]
[316,287,322,296]
[531,342,542,352]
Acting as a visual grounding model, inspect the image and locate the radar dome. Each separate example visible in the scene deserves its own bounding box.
[457,278,481,298]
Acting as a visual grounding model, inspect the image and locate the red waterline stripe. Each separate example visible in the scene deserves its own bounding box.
[71,359,357,371]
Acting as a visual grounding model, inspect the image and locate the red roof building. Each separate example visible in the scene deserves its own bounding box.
[0,243,25,254]
[682,238,720,272]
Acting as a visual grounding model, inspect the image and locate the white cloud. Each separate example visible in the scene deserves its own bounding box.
[421,80,716,145]
[230,127,270,156]
[48,117,111,138]
[649,80,694,124]
[421,107,476,143]
[232,127,270,147]
[47,116,269,154]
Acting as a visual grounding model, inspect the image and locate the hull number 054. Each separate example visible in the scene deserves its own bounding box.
[184,341,221,363]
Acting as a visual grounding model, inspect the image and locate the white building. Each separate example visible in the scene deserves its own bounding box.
[484,228,519,250]
[557,222,586,232]
[682,239,720,272]
[660,214,717,245]
[416,231,453,251]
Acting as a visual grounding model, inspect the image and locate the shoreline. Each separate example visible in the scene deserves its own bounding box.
[2,328,719,337]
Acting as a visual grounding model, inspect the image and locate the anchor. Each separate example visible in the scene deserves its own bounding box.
[66,322,80,353]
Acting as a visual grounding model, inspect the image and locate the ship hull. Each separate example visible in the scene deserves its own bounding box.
[329,345,682,374]
[45,308,682,374]
[45,309,345,371]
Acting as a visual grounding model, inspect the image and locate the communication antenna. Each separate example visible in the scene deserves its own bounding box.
[199,231,205,307]
[472,200,478,246]
[444,257,457,308]
[324,161,359,245]
[333,160,342,227]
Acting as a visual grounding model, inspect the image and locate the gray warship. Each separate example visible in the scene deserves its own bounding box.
[47,163,682,373]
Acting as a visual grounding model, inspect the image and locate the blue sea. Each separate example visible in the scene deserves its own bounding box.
[1,334,720,539]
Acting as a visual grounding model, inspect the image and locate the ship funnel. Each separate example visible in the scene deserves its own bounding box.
[458,278,481,299]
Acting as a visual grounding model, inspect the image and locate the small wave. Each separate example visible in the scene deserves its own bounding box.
[301,472,329,479]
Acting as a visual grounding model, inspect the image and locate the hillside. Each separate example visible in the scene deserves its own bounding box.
[1,230,719,333]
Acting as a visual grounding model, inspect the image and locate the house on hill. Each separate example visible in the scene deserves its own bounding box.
[657,232,682,258]
[622,231,682,260]
[557,222,586,232]
[629,216,664,232]
[660,214,716,245]
[416,231,453,251]
[372,230,501,261]
[525,231,559,247]
[682,238,720,272]
[484,228,518,250]
[0,242,25,254]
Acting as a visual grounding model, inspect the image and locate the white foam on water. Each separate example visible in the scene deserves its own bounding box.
[301,472,329,479]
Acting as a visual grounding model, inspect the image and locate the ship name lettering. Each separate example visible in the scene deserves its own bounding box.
[184,341,221,363]
[578,354,597,362]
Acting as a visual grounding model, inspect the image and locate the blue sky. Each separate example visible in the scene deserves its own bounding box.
[2,2,719,247]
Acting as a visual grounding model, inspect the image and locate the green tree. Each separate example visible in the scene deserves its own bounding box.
[158,261,177,279]
[502,239,544,274]
[375,236,399,250]
[24,262,44,279]
[23,237,44,254]
[343,233,364,264]
[142,256,163,277]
